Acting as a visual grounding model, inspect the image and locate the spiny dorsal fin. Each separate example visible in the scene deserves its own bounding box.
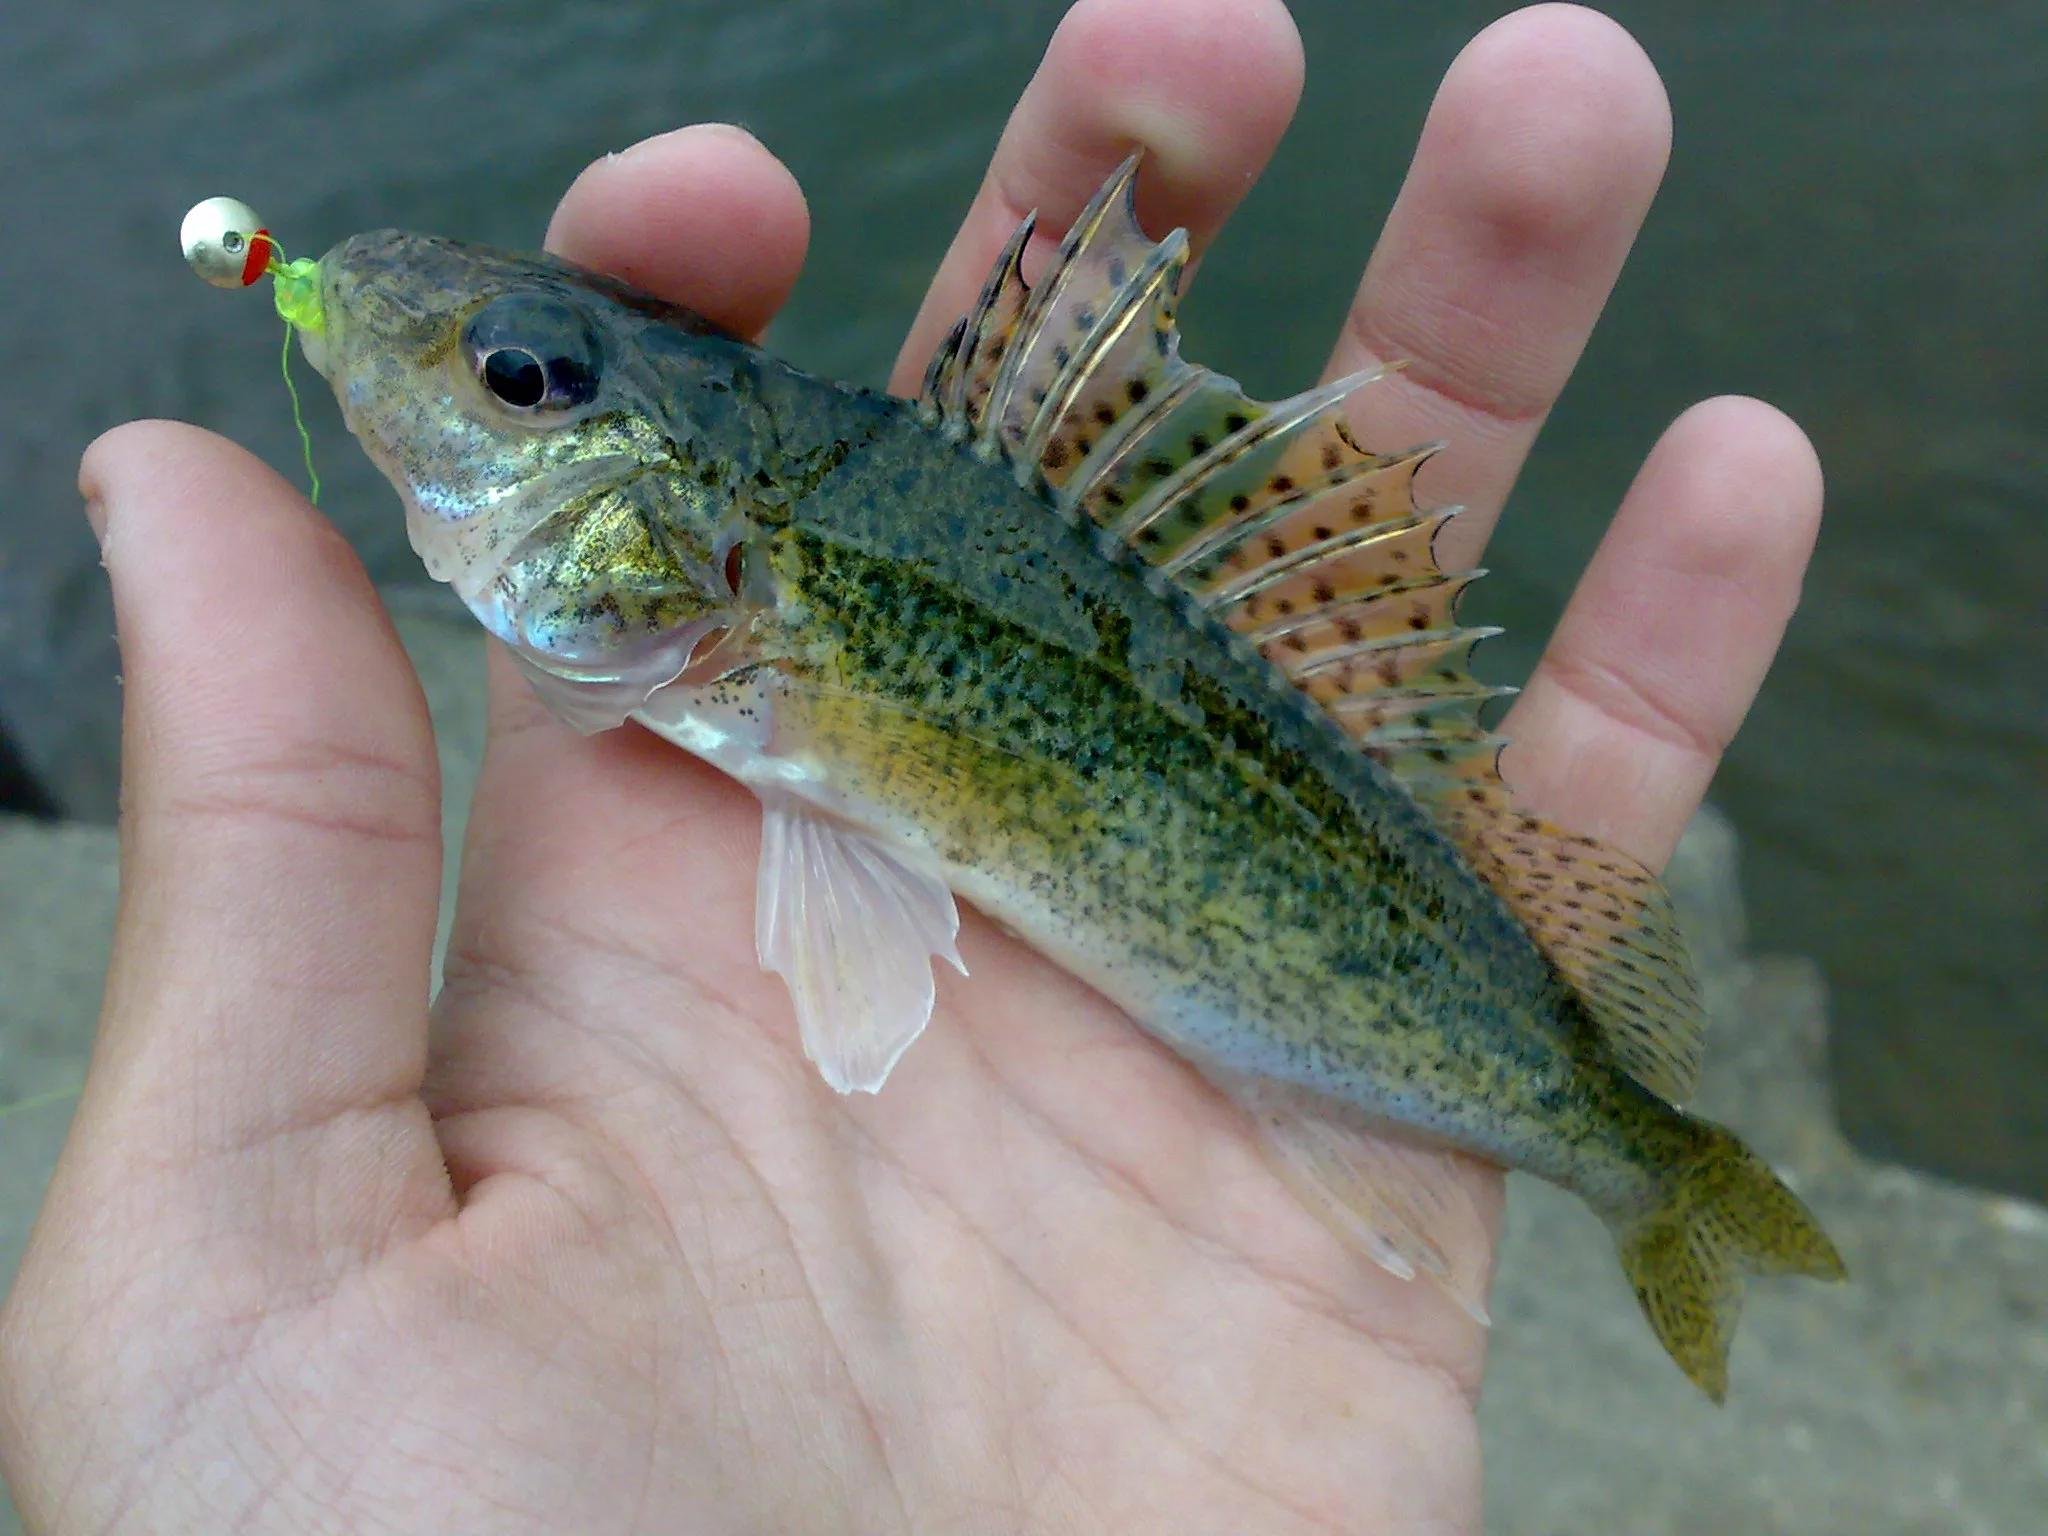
[921,214,1036,436]
[922,155,1709,1103]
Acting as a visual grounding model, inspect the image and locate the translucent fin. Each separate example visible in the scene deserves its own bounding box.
[917,317,967,429]
[1222,1074,1493,1325]
[754,794,967,1095]
[920,155,1712,1103]
[921,214,1036,436]
[1612,1118,1845,1401]
[509,651,650,735]
[1438,789,1709,1103]
[979,155,1190,467]
[507,619,725,736]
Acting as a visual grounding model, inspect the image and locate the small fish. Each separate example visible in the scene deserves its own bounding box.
[293,157,1842,1399]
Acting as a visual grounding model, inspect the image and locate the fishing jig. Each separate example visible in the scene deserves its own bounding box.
[179,195,325,500]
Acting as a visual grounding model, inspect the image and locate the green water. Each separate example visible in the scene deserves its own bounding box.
[1,1,2041,1194]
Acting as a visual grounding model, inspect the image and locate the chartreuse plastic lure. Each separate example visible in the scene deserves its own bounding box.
[185,161,1841,1400]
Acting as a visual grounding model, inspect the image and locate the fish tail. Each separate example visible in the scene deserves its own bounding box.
[1610,1117,1845,1402]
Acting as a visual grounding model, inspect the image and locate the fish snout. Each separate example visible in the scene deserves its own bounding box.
[311,230,505,377]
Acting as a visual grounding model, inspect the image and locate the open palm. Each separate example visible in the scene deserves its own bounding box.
[0,5,1822,1532]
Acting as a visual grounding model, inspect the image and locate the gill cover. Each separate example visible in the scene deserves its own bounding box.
[308,230,755,719]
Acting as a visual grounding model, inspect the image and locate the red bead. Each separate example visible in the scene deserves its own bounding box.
[241,230,275,287]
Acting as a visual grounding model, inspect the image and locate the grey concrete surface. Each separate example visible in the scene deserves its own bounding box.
[1481,809,2047,1534]
[0,608,2040,1532]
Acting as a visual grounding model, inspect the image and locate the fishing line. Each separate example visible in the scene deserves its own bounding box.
[276,301,322,505]
[179,197,327,504]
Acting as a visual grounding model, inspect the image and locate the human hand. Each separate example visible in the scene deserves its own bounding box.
[0,4,1821,1532]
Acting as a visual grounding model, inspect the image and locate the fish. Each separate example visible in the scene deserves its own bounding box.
[292,156,1843,1399]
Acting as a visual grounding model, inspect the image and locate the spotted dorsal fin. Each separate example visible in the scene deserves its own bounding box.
[921,155,1708,1103]
[1435,791,1706,1101]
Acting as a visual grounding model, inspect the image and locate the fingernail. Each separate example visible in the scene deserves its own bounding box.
[616,122,764,163]
[83,496,108,547]
[682,121,762,144]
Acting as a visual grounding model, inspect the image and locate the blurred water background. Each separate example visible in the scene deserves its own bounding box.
[1,0,2042,1198]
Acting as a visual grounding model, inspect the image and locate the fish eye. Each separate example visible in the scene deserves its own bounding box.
[481,348,547,408]
[463,293,603,415]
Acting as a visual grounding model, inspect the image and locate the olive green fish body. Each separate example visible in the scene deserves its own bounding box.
[702,368,1659,1207]
[299,159,1843,1400]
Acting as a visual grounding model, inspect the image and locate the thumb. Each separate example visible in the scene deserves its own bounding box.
[68,421,451,1236]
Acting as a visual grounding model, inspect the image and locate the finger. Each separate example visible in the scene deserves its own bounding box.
[467,127,813,794]
[1325,4,1671,569]
[889,0,1304,395]
[73,422,449,1202]
[1501,396,1824,867]
[546,122,811,339]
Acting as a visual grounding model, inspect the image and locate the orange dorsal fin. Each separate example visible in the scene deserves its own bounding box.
[922,155,1710,1102]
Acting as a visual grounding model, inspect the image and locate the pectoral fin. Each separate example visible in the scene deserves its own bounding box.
[754,793,967,1095]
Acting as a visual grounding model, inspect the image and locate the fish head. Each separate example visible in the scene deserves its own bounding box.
[303,230,750,691]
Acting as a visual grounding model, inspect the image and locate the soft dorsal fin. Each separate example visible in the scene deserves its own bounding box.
[921,155,1709,1103]
[1437,789,1707,1101]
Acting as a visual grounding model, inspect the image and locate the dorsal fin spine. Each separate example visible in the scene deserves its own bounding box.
[1058,369,1208,515]
[1021,228,1188,468]
[1331,688,1519,732]
[1206,507,1465,609]
[1159,447,1417,579]
[1243,568,1488,645]
[1104,396,1266,541]
[1288,624,1504,683]
[1109,369,1370,546]
[947,214,1035,428]
[978,155,1142,458]
[918,318,964,428]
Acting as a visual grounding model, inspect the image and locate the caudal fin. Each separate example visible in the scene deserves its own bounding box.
[1613,1120,1845,1402]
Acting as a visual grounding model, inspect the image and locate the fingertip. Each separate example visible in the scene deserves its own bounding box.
[892,0,1302,392]
[1430,3,1671,250]
[82,417,285,507]
[74,417,447,1166]
[1331,3,1675,533]
[1047,0,1304,202]
[546,123,811,338]
[1665,393,1825,518]
[1009,0,1301,236]
[1638,395,1825,594]
[1502,388,1826,858]
[79,418,183,541]
[80,418,426,788]
[80,419,343,562]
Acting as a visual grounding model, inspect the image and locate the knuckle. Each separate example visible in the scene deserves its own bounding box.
[1543,644,1728,766]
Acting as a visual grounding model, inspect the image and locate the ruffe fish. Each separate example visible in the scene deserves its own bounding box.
[289,157,1842,1399]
